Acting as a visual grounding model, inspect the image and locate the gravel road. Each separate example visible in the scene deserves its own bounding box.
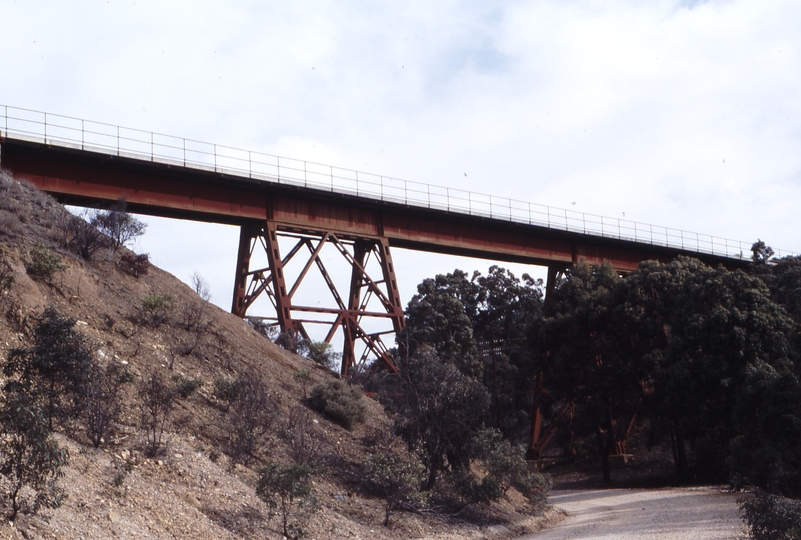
[519,487,747,539]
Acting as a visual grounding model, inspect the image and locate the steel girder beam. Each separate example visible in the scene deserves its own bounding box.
[232,221,403,376]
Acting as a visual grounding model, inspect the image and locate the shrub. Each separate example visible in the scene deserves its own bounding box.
[138,372,176,456]
[0,386,69,520]
[172,374,203,398]
[742,491,801,540]
[25,243,64,280]
[65,209,108,260]
[0,211,23,238]
[0,258,14,291]
[283,404,325,467]
[213,376,246,408]
[224,372,279,464]
[92,200,147,252]
[293,369,312,398]
[85,362,131,448]
[471,428,552,508]
[118,252,150,277]
[364,449,428,526]
[139,293,174,327]
[446,469,503,505]
[249,318,279,340]
[305,341,341,370]
[4,307,94,428]
[307,379,366,430]
[257,463,318,540]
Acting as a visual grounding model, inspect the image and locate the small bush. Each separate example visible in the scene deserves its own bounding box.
[26,243,64,280]
[257,462,318,540]
[0,386,69,520]
[248,318,279,340]
[213,376,246,408]
[742,491,801,540]
[447,469,503,505]
[224,372,279,464]
[138,372,176,456]
[305,341,341,370]
[283,404,325,467]
[0,211,23,238]
[307,380,366,430]
[85,362,131,448]
[364,449,428,526]
[119,252,150,277]
[293,369,312,398]
[172,374,203,398]
[64,209,108,260]
[139,293,174,327]
[0,258,14,291]
[92,201,146,252]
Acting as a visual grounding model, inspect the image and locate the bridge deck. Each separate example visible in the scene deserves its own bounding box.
[0,137,748,272]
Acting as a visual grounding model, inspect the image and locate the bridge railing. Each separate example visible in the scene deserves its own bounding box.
[1,105,794,261]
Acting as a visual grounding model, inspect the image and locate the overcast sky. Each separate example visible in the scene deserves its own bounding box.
[2,0,800,340]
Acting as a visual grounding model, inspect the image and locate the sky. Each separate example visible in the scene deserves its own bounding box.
[1,0,800,345]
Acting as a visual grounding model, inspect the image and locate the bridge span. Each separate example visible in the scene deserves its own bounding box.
[0,105,763,378]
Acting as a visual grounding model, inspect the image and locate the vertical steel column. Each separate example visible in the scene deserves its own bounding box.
[231,224,257,317]
[264,221,294,331]
[377,237,405,333]
[341,240,370,376]
[527,264,562,460]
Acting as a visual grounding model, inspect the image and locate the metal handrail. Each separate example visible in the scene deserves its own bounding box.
[0,104,792,260]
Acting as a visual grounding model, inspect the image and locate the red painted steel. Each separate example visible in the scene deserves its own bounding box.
[0,139,746,273]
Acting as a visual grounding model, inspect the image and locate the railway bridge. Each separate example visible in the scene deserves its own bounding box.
[0,106,768,457]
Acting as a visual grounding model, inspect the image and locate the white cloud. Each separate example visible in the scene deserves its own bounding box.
[3,0,801,339]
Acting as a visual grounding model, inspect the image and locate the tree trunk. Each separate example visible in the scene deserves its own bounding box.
[596,427,611,483]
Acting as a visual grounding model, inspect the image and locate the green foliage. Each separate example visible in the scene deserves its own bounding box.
[213,376,246,407]
[139,293,175,327]
[471,428,551,508]
[304,340,341,370]
[171,374,203,398]
[4,307,94,428]
[741,491,801,540]
[118,252,150,277]
[400,270,482,377]
[85,362,131,448]
[0,386,69,520]
[307,379,366,430]
[92,201,147,252]
[446,469,503,505]
[363,449,428,526]
[138,372,176,456]
[387,346,490,490]
[0,258,14,291]
[25,243,64,280]
[256,463,318,540]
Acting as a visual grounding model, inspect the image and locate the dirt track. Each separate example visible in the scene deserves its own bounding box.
[519,487,747,539]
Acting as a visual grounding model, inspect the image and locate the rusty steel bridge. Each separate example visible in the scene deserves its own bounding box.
[0,105,781,458]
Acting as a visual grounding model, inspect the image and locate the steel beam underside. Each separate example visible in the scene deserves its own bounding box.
[0,139,748,273]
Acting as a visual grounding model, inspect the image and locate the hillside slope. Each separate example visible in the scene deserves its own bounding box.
[0,171,554,539]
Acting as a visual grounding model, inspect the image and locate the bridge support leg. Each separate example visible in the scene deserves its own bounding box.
[231,222,402,375]
[527,264,563,460]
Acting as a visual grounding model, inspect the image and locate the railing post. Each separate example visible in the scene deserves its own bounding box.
[81,120,85,150]
[43,112,47,143]
[117,126,120,156]
[249,150,252,178]
[184,139,187,167]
